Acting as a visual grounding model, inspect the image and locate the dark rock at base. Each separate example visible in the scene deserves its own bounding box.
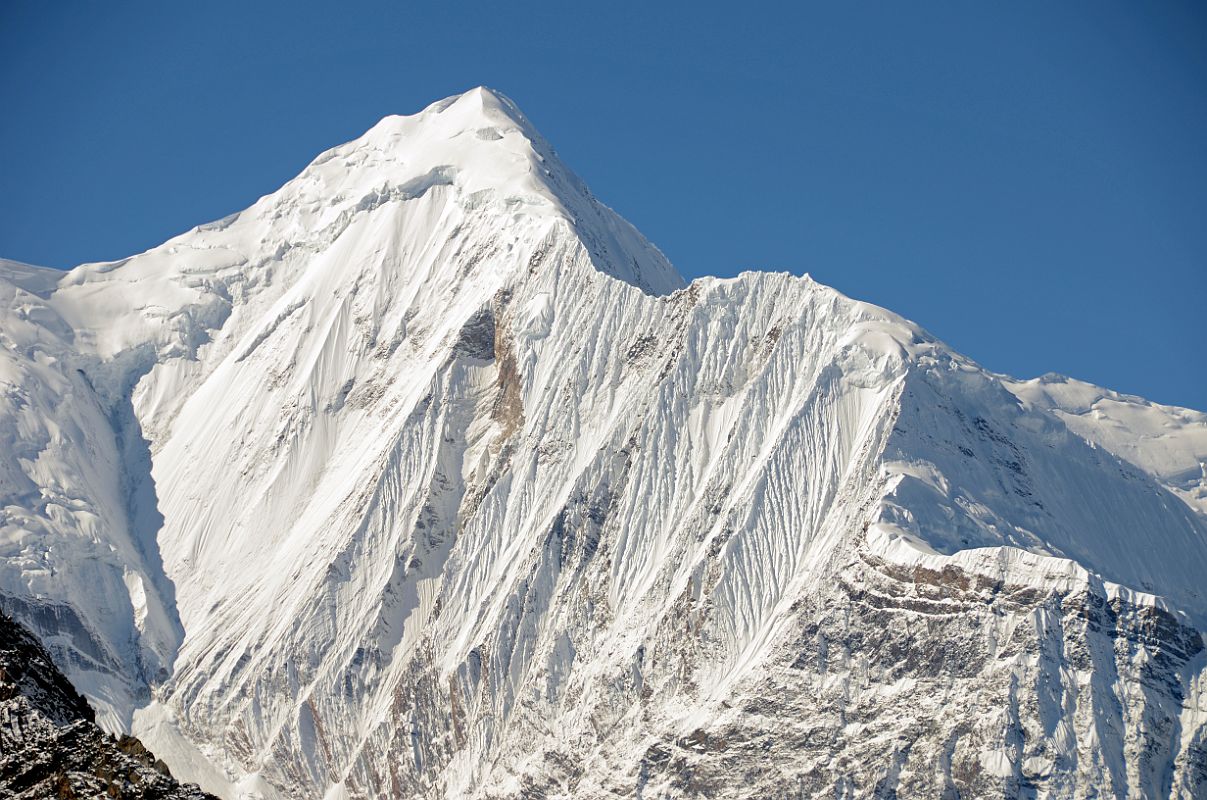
[0,610,219,799]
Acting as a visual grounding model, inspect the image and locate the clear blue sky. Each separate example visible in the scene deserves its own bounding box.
[2,2,1204,408]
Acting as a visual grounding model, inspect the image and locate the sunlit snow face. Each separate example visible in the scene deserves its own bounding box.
[1,88,1205,800]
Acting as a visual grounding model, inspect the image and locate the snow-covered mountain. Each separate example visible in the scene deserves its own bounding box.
[1,88,1205,799]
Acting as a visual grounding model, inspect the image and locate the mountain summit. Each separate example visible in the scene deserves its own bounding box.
[1,90,1205,799]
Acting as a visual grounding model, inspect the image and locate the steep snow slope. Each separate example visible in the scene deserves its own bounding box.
[1,89,1205,798]
[0,258,183,731]
[2,87,678,731]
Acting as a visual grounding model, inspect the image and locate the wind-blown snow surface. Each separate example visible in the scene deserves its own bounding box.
[2,88,1206,798]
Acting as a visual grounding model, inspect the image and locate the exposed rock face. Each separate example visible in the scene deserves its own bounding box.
[632,554,1207,799]
[0,612,217,799]
[0,88,1205,798]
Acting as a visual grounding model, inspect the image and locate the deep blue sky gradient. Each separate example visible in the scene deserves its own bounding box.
[2,2,1204,407]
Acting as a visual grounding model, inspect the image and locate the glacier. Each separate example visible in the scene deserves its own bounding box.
[1,87,1205,798]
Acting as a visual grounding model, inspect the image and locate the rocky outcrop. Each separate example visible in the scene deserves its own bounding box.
[0,612,217,799]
